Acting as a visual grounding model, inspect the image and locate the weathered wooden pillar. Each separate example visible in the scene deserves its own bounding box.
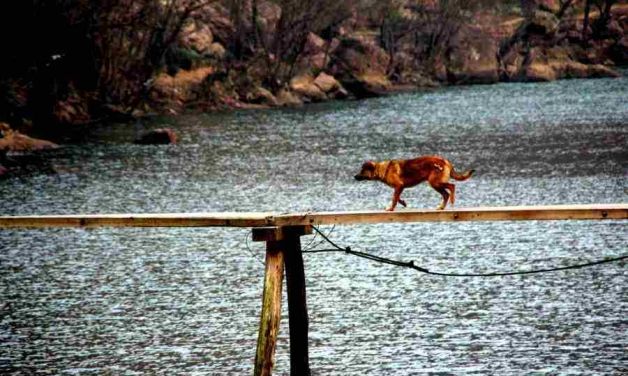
[282,226,312,376]
[252,226,312,376]
[253,233,285,376]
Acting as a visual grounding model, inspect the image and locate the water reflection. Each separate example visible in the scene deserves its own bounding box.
[1,77,627,374]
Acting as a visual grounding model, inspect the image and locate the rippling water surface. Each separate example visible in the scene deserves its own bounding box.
[1,77,627,375]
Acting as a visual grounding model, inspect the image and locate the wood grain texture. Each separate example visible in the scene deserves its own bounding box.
[254,241,285,376]
[0,212,274,228]
[0,204,626,228]
[270,204,628,226]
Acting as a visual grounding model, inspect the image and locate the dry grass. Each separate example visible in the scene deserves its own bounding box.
[153,66,214,92]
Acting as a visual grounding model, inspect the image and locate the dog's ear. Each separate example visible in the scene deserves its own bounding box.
[362,161,375,170]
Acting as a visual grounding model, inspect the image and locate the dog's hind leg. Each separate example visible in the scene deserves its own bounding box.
[443,183,456,206]
[428,172,450,210]
[433,186,449,210]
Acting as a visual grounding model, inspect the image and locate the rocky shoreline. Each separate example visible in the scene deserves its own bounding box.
[139,3,626,116]
[0,122,59,177]
[1,1,626,178]
[6,1,620,127]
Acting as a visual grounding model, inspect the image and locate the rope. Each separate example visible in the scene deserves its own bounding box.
[303,224,336,252]
[244,230,264,266]
[307,226,627,277]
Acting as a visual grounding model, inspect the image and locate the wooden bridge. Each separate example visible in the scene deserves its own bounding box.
[1,203,627,376]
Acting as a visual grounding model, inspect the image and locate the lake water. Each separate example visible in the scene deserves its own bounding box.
[1,77,627,375]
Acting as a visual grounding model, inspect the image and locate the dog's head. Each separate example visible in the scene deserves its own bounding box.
[354,161,377,181]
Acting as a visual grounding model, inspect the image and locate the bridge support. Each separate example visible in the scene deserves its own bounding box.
[252,225,312,376]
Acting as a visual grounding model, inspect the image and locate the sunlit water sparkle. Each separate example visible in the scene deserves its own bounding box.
[1,77,627,375]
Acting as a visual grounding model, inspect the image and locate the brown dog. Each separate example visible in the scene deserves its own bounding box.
[354,155,474,211]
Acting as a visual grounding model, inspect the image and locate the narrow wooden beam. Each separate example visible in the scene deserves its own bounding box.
[270,204,628,227]
[0,204,626,229]
[254,240,285,376]
[0,212,274,228]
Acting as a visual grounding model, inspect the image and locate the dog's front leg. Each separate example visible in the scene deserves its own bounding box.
[386,187,403,211]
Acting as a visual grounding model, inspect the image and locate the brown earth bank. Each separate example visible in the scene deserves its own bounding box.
[0,1,625,130]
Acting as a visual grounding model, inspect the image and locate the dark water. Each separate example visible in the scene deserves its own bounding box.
[1,77,627,375]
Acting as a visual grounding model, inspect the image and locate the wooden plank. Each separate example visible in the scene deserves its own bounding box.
[270,204,628,227]
[0,212,274,228]
[254,240,285,376]
[0,204,626,229]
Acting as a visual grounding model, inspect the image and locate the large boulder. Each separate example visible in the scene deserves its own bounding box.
[445,27,500,85]
[525,10,559,36]
[0,122,58,176]
[511,46,620,82]
[312,73,348,99]
[524,61,558,81]
[201,4,235,47]
[275,88,303,107]
[134,128,178,145]
[180,22,214,55]
[301,33,334,70]
[330,37,392,98]
[150,66,215,113]
[498,9,623,83]
[303,33,327,56]
[586,64,621,78]
[289,74,327,102]
[0,122,59,152]
[246,86,278,106]
[331,37,390,76]
[341,73,391,98]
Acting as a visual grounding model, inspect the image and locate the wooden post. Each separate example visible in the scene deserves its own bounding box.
[254,237,284,376]
[283,227,312,376]
[252,226,312,376]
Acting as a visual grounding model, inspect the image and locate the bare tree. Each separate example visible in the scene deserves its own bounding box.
[377,1,408,75]
[591,0,617,37]
[385,1,479,72]
[582,0,617,43]
[554,0,575,18]
[227,0,247,59]
[91,0,215,108]
[582,0,592,43]
[263,0,352,88]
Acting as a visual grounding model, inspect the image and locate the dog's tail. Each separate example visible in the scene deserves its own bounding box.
[451,168,475,181]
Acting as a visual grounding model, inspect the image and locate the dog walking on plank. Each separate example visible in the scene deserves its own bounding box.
[354,155,474,211]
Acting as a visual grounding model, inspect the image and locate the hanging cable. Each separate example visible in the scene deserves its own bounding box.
[303,224,336,251]
[306,226,627,277]
[244,230,264,266]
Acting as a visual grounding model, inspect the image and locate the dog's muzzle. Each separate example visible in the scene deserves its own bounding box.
[354,175,365,181]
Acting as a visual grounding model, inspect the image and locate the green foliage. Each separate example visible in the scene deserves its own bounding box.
[165,47,206,75]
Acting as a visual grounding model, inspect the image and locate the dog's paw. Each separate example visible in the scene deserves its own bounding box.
[399,199,407,207]
[385,206,395,212]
